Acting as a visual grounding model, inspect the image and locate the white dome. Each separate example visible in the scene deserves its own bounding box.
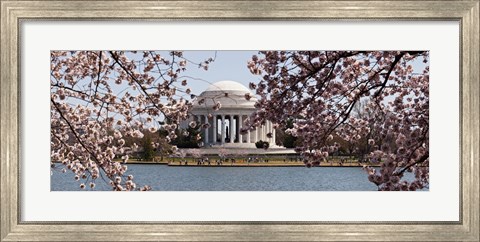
[193,80,257,111]
[204,80,251,93]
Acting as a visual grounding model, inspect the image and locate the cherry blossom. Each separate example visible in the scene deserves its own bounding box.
[51,51,213,191]
[243,51,429,191]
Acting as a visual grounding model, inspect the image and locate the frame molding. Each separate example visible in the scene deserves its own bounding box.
[1,1,479,241]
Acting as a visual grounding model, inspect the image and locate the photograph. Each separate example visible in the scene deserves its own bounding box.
[50,50,430,192]
[2,0,478,240]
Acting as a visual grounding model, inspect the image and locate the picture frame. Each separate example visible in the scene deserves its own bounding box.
[1,0,478,241]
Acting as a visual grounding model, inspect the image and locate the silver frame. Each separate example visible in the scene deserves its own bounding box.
[1,1,478,241]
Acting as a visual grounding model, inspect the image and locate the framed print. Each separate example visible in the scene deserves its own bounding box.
[1,0,479,241]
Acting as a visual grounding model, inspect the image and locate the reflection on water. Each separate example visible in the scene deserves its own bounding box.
[51,165,419,191]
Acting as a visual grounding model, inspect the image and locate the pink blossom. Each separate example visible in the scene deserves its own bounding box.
[368,139,375,145]
[132,130,144,138]
[213,102,221,111]
[244,50,430,191]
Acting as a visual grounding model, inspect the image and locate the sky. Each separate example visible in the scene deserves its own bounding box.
[169,50,428,97]
[119,50,428,101]
[56,50,429,123]
[171,50,261,96]
[54,51,261,119]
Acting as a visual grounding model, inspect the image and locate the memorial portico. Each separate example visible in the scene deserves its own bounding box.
[189,80,277,148]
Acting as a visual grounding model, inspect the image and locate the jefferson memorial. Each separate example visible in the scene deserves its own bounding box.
[188,80,277,148]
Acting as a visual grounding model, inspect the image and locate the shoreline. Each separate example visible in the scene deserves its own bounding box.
[166,164,371,167]
[54,160,381,167]
[122,161,379,167]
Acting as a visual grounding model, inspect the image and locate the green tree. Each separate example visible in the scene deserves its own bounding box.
[155,126,173,161]
[283,134,297,148]
[282,119,298,148]
[142,136,155,161]
[255,140,269,149]
[171,126,201,148]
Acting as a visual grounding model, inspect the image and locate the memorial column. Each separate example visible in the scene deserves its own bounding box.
[213,116,217,144]
[239,115,243,143]
[221,115,225,144]
[229,115,234,143]
[204,115,209,146]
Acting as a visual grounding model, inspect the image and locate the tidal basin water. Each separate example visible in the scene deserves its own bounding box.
[51,165,409,191]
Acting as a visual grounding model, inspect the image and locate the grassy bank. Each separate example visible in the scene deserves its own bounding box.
[121,157,377,167]
[166,162,368,167]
